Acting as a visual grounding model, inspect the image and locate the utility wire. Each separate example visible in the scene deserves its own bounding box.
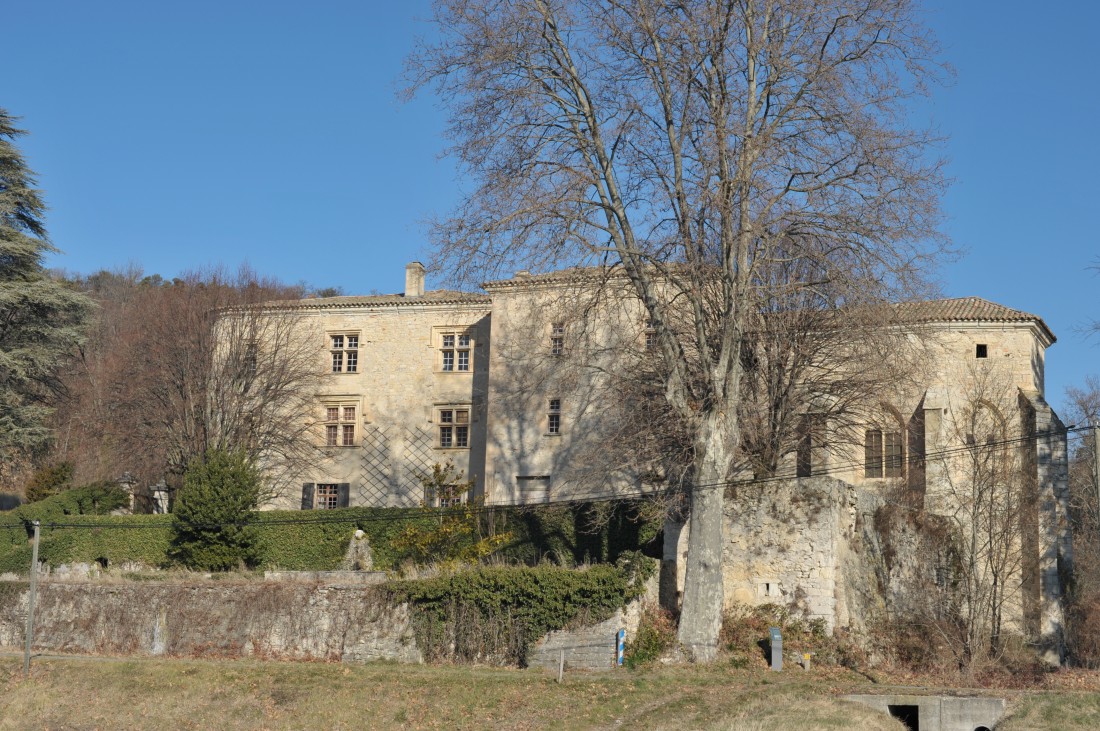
[29,424,1088,532]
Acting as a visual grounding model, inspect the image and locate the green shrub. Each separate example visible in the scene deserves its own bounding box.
[624,606,677,669]
[500,500,663,566]
[388,555,654,665]
[391,462,511,568]
[169,450,261,571]
[720,603,867,670]
[24,462,74,503]
[15,482,129,524]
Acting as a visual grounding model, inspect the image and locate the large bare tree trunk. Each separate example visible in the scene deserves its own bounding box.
[679,413,736,660]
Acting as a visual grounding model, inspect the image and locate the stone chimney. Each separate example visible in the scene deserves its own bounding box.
[405,261,426,297]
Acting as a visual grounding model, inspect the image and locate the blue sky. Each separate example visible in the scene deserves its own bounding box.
[5,1,1098,412]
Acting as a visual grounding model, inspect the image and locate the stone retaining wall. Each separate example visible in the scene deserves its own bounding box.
[0,576,650,671]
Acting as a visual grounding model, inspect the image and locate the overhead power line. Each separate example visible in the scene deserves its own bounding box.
[25,424,1087,532]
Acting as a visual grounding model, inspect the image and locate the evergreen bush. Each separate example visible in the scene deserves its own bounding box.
[169,450,261,571]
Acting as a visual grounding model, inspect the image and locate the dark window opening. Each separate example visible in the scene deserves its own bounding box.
[976,343,988,358]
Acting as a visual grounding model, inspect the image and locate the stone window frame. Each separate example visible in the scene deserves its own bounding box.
[435,404,472,450]
[328,331,360,374]
[433,326,475,374]
[550,322,565,356]
[300,482,350,510]
[547,398,562,436]
[321,398,361,448]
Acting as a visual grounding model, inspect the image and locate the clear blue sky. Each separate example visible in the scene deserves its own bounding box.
[5,1,1098,412]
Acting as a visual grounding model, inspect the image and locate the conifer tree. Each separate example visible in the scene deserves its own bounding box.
[0,109,90,466]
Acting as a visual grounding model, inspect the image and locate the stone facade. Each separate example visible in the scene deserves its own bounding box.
[248,264,1072,659]
[260,263,492,510]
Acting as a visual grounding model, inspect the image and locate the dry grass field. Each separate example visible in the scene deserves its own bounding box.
[2,654,1100,730]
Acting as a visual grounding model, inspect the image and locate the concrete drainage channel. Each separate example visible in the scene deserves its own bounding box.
[844,694,1005,731]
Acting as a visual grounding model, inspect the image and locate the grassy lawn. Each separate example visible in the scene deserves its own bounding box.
[997,691,1100,730]
[3,654,1100,730]
[0,656,908,731]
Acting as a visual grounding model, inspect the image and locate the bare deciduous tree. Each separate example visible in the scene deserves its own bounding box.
[409,0,949,659]
[932,364,1028,669]
[52,268,321,503]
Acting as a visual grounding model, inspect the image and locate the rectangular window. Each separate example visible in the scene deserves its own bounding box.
[438,484,464,508]
[426,481,465,508]
[516,475,551,504]
[865,430,883,478]
[865,428,903,478]
[439,331,473,372]
[329,333,359,373]
[323,402,357,447]
[796,414,825,478]
[644,319,657,351]
[316,483,340,509]
[884,431,904,478]
[976,343,988,358]
[548,398,561,435]
[550,323,564,356]
[438,408,470,448]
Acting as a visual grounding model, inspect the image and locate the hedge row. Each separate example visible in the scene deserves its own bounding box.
[0,494,664,574]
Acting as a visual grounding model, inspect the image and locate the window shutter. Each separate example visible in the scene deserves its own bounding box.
[338,483,351,508]
[301,483,315,510]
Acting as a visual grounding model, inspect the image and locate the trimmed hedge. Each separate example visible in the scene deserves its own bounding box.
[253,507,441,571]
[502,500,663,566]
[0,499,664,574]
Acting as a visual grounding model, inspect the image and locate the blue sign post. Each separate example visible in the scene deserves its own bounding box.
[616,628,625,667]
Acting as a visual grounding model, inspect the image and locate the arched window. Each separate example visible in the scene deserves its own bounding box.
[963,400,1007,485]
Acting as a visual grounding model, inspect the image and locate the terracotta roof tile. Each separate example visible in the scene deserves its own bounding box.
[891,297,1055,343]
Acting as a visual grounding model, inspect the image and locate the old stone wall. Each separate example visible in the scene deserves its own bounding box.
[0,580,421,662]
[0,577,648,670]
[705,476,938,636]
[720,477,862,629]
